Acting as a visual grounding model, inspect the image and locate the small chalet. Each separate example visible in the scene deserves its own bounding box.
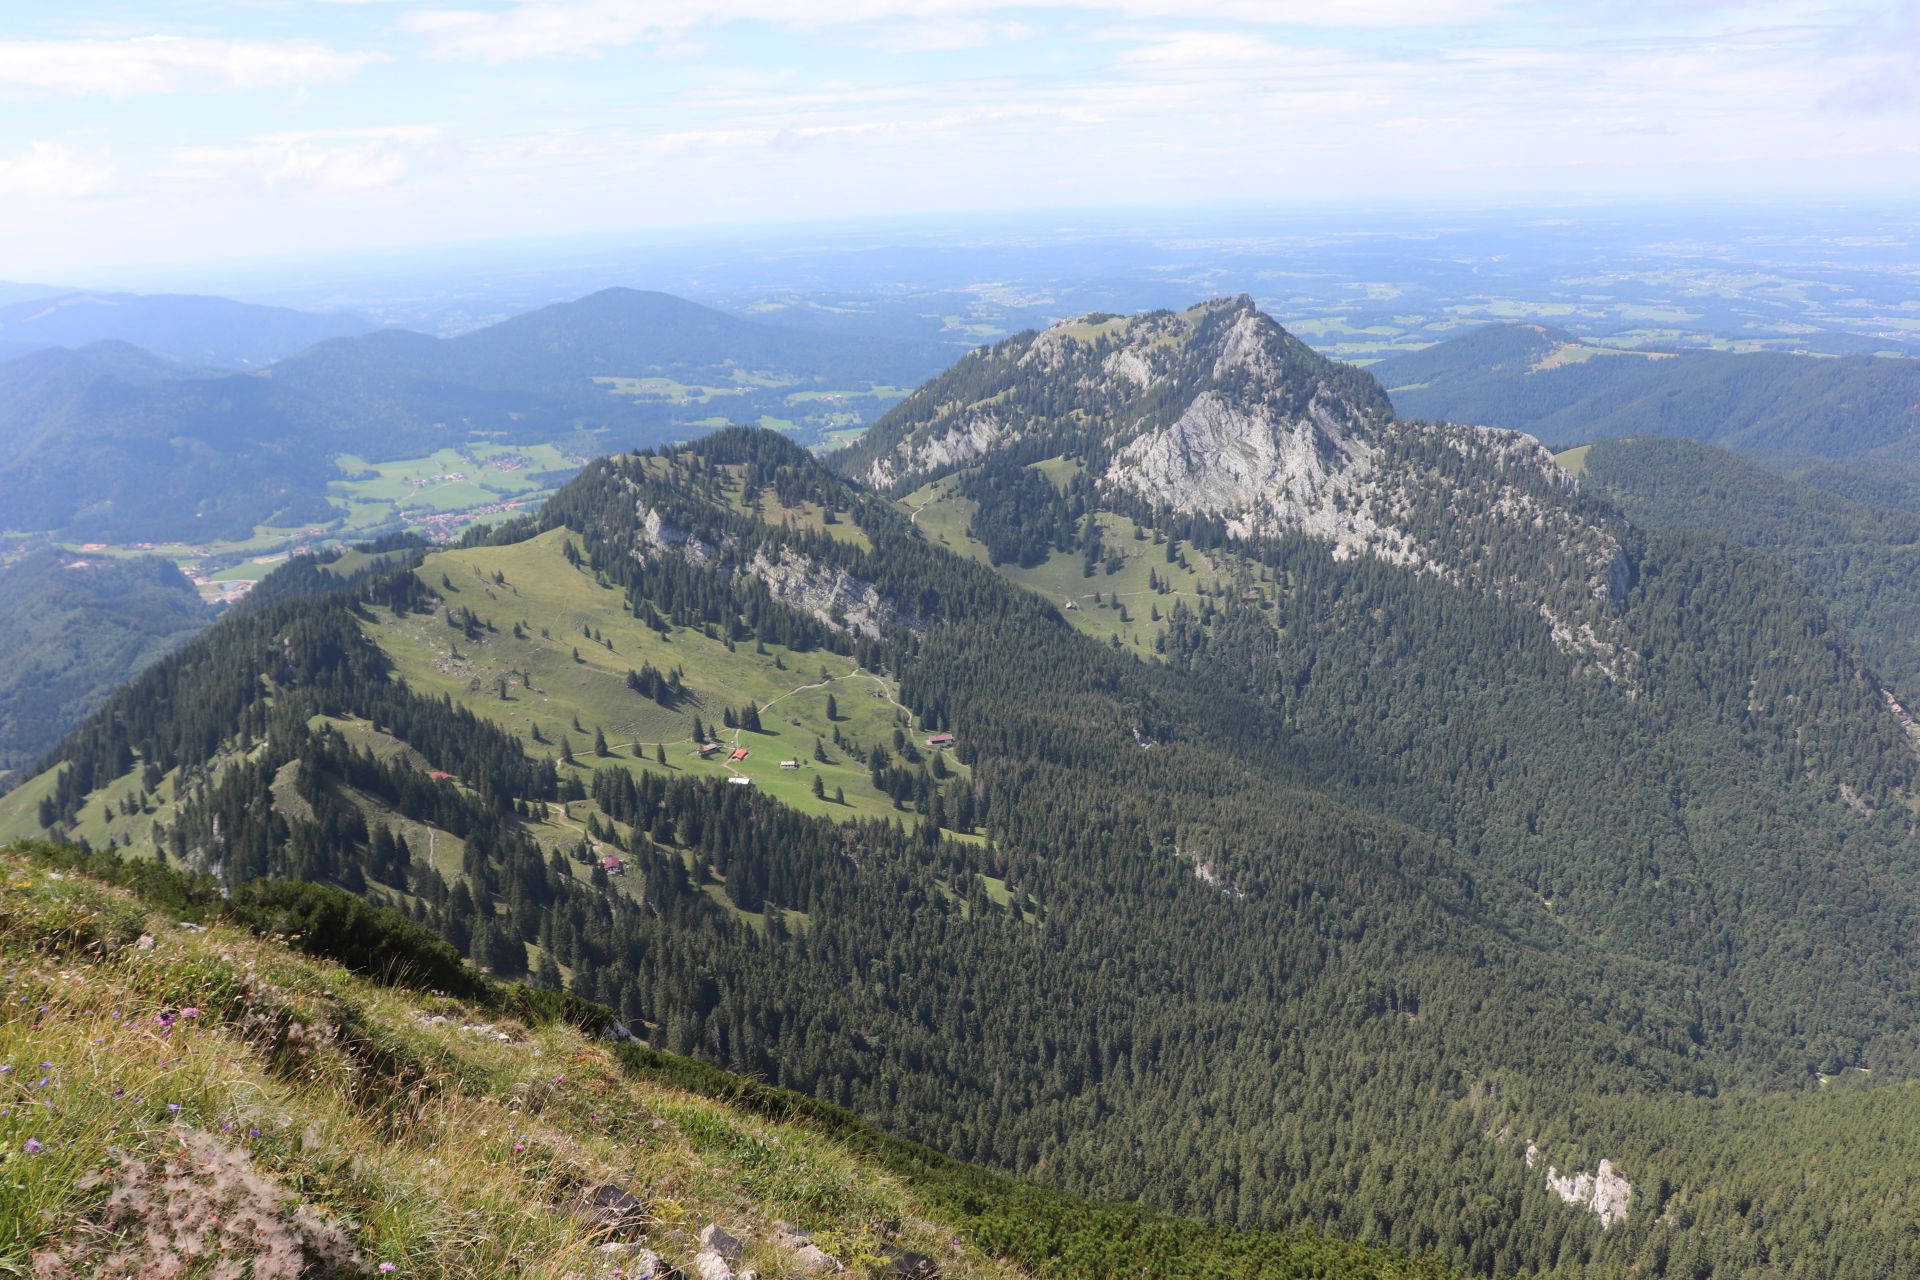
[697,742,721,759]
[926,733,956,748]
[429,770,453,781]
[728,747,749,762]
[599,855,625,876]
[727,776,753,786]
[779,759,800,770]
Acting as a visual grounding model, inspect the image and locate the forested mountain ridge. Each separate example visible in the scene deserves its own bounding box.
[0,550,212,771]
[1567,436,1920,711]
[841,298,1638,668]
[865,305,1920,1085]
[7,398,1920,1279]
[1370,324,1920,508]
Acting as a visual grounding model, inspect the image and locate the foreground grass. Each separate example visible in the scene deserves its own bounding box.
[0,846,1014,1279]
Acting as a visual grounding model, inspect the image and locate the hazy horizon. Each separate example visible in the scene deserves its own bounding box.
[5,1,1917,280]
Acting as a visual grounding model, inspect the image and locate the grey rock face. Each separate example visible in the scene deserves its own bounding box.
[1545,1157,1633,1228]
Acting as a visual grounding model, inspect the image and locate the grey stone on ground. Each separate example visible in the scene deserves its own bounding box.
[698,1224,742,1261]
[772,1222,841,1274]
[571,1183,650,1234]
[594,1244,663,1276]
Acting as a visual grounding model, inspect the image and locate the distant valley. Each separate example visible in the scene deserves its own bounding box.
[0,287,948,550]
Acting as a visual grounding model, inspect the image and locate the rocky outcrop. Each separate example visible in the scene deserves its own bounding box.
[631,503,916,641]
[1544,1157,1632,1228]
[1110,390,1361,532]
[867,413,1006,492]
[743,546,916,640]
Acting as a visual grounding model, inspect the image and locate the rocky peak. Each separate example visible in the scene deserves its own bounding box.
[842,297,1634,669]
[844,296,1389,495]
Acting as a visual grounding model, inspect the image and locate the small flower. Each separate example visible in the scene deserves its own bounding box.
[23,1139,43,1155]
[249,1128,260,1138]
[180,1008,199,1019]
[39,1062,51,1071]
[168,1103,181,1116]
[380,1265,397,1274]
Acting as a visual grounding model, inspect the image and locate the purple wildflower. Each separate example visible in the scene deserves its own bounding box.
[24,1139,43,1155]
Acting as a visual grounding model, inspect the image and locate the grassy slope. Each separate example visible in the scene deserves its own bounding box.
[0,844,1025,1280]
[364,526,968,832]
[0,512,983,929]
[901,465,1242,663]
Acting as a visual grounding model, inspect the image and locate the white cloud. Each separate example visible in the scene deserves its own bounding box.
[403,0,1517,62]
[0,35,382,99]
[0,141,111,200]
[165,127,449,194]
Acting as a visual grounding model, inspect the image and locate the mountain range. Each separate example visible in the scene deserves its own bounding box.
[1372,323,1920,509]
[0,290,378,368]
[0,288,950,541]
[7,297,1920,1278]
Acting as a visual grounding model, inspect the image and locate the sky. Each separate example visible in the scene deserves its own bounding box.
[2,1,1917,280]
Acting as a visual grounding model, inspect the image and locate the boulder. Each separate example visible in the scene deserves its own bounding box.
[693,1250,734,1280]
[698,1224,742,1262]
[570,1183,650,1235]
